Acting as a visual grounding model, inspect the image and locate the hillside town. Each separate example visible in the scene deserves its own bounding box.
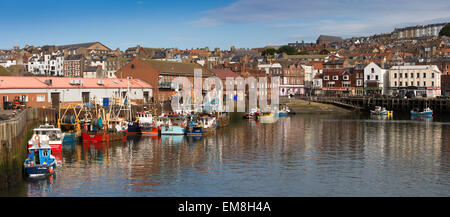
[1,22,450,108]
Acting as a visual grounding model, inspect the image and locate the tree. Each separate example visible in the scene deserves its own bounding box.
[297,50,310,55]
[262,48,277,56]
[439,24,450,37]
[277,45,298,55]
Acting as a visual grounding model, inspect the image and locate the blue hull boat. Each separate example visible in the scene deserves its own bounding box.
[411,111,433,116]
[24,143,56,177]
[161,125,185,135]
[185,127,203,135]
[411,108,433,116]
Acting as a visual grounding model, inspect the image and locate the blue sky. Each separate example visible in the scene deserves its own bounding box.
[0,0,449,50]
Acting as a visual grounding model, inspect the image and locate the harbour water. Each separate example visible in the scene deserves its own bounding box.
[1,113,450,197]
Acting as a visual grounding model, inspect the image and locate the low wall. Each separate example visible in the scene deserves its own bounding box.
[0,108,56,191]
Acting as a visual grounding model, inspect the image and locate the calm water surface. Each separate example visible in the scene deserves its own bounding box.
[2,113,450,196]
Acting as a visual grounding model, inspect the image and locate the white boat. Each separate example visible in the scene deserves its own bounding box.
[370,106,392,116]
[28,121,63,153]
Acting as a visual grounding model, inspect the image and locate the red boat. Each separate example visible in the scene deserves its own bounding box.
[82,132,126,142]
[141,126,161,135]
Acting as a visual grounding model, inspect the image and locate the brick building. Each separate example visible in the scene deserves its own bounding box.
[115,57,215,102]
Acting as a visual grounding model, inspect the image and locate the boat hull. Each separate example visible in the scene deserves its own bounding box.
[24,162,56,177]
[161,126,185,135]
[141,126,161,135]
[411,111,433,116]
[278,112,289,117]
[81,132,126,142]
[28,142,62,153]
[185,127,203,135]
[127,122,141,134]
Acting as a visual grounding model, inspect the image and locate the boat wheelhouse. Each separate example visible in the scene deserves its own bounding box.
[28,122,63,152]
[24,140,57,177]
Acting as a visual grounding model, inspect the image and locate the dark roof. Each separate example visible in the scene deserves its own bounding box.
[83,66,98,72]
[56,42,110,51]
[142,59,215,76]
[65,54,83,61]
[317,35,343,43]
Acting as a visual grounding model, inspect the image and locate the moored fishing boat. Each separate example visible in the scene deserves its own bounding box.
[24,138,57,178]
[137,111,161,135]
[370,106,393,116]
[81,116,126,142]
[411,107,433,116]
[185,116,203,136]
[160,116,186,135]
[28,121,63,153]
[278,106,290,117]
[200,114,217,135]
[243,108,259,119]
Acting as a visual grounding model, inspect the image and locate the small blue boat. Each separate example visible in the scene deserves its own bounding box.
[411,107,433,116]
[185,120,203,136]
[24,142,57,177]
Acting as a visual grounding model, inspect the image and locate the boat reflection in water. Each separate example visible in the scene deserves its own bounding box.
[411,115,433,121]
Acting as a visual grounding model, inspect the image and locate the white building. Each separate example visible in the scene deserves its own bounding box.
[28,52,64,76]
[257,63,282,75]
[0,54,17,68]
[388,65,441,97]
[363,62,388,96]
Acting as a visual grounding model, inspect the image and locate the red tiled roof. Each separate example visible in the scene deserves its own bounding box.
[210,69,240,80]
[0,76,152,89]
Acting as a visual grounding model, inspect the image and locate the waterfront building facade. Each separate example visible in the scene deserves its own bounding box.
[0,76,152,109]
[388,65,442,97]
[363,62,388,96]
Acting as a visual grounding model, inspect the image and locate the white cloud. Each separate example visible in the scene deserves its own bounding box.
[190,0,450,38]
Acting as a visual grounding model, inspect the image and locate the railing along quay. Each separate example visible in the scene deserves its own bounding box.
[309,96,450,113]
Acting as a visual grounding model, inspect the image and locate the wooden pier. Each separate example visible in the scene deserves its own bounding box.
[310,97,450,113]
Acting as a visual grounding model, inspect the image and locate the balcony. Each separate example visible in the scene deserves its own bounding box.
[158,81,172,89]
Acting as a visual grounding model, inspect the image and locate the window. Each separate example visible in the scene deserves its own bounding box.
[411,81,413,86]
[394,73,397,78]
[343,75,349,80]
[399,81,402,86]
[394,81,397,86]
[417,73,420,78]
[400,73,402,78]
[342,82,351,87]
[37,95,45,102]
[323,76,329,80]
[424,81,426,86]
[327,82,335,87]
[367,75,370,80]
[357,80,363,86]
[411,73,413,78]
[332,75,339,80]
[371,68,375,73]
[432,73,434,78]
[423,73,426,78]
[417,81,420,86]
[375,75,379,80]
